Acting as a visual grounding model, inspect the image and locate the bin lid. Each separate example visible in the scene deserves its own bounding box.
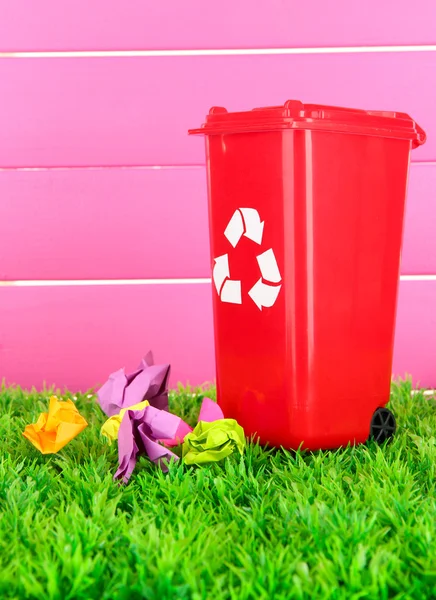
[189,100,426,148]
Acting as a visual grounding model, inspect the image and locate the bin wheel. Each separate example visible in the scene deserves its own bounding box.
[370,408,396,444]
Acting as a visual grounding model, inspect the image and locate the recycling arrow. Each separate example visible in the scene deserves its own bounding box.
[248,248,282,310]
[213,253,242,304]
[248,280,282,311]
[256,248,281,283]
[224,208,264,248]
[213,254,230,294]
[220,279,242,304]
[240,208,264,244]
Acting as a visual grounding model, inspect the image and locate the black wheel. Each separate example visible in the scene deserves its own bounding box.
[370,407,396,444]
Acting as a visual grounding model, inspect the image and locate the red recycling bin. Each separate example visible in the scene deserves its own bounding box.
[189,100,426,449]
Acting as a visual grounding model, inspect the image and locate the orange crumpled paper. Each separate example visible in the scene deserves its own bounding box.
[23,396,88,454]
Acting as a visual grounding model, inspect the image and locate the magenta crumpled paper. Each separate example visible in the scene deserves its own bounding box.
[160,397,224,447]
[97,352,170,417]
[115,404,182,483]
[198,397,224,422]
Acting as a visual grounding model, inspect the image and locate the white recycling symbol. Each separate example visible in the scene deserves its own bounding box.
[213,208,282,311]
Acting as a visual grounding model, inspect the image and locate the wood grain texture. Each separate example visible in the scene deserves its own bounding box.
[0,280,435,391]
[0,0,435,52]
[0,53,433,168]
[0,167,210,280]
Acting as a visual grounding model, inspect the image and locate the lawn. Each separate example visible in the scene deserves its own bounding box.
[1,381,435,599]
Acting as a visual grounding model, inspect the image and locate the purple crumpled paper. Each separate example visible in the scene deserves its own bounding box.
[97,351,170,417]
[115,404,182,483]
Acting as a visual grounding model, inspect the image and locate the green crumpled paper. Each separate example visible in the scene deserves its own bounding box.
[182,419,245,465]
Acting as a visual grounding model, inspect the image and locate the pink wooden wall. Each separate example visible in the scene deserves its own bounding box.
[1,2,435,391]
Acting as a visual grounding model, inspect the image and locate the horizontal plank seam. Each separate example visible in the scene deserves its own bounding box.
[399,275,436,281]
[1,45,436,58]
[0,279,213,287]
[0,161,433,173]
[0,165,206,172]
[0,275,435,287]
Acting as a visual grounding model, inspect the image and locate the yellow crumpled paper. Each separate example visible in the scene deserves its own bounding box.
[182,419,245,465]
[23,396,88,454]
[100,400,150,444]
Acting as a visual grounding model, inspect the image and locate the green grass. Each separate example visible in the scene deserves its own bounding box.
[1,381,436,599]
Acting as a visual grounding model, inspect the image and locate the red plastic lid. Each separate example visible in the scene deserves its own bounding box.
[189,100,426,148]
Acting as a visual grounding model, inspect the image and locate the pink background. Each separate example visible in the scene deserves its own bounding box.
[0,2,435,390]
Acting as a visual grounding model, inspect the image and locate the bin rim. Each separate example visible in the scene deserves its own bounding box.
[188,100,426,148]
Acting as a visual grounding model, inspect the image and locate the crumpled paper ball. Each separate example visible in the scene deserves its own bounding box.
[97,351,170,417]
[182,418,245,465]
[160,397,223,447]
[100,399,150,444]
[115,404,181,483]
[23,396,88,454]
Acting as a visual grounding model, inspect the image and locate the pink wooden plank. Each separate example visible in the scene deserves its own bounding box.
[0,52,434,168]
[0,284,215,391]
[0,0,435,52]
[401,164,436,274]
[393,280,436,388]
[0,162,432,281]
[0,167,210,280]
[0,280,434,392]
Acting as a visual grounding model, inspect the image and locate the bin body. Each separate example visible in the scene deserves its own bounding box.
[190,101,425,449]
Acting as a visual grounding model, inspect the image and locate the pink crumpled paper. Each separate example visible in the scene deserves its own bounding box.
[160,397,223,447]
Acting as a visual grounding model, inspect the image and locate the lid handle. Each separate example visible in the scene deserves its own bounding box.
[413,121,427,148]
[209,106,228,115]
[284,100,304,114]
